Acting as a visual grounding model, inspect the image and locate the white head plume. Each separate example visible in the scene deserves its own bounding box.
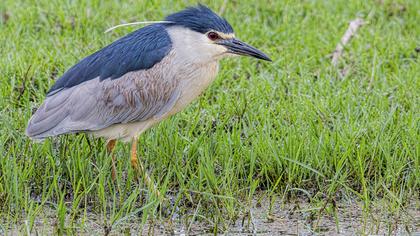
[104,21,173,33]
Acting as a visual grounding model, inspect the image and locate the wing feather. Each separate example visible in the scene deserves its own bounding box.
[47,23,172,95]
[26,68,180,139]
[27,23,177,139]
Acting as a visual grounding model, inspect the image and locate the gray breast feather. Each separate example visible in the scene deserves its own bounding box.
[26,67,180,139]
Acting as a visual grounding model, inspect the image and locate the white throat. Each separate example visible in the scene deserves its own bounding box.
[166,26,228,65]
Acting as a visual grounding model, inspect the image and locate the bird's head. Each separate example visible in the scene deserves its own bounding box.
[164,5,272,63]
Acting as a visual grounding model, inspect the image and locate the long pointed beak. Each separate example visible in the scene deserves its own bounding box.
[217,38,272,61]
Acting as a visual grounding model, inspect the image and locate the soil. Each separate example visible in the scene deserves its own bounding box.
[4,198,419,235]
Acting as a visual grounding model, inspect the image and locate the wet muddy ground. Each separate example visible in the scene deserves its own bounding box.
[4,197,419,235]
[167,198,420,235]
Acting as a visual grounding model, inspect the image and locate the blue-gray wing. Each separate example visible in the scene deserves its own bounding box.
[47,23,172,96]
[26,23,178,139]
[26,69,180,139]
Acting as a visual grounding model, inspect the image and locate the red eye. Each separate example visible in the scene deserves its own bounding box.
[207,32,220,41]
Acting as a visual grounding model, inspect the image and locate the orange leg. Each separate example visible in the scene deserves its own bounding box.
[130,137,139,170]
[130,137,160,198]
[106,139,117,181]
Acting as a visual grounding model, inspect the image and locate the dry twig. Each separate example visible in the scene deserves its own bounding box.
[331,18,365,66]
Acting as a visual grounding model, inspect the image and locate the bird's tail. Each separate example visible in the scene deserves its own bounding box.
[26,91,73,139]
[26,105,68,140]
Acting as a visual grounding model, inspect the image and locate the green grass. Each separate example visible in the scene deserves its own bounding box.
[0,0,419,234]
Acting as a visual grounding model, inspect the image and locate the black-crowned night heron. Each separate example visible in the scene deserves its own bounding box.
[26,5,271,193]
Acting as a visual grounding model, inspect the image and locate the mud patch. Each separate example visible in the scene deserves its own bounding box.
[2,198,419,235]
